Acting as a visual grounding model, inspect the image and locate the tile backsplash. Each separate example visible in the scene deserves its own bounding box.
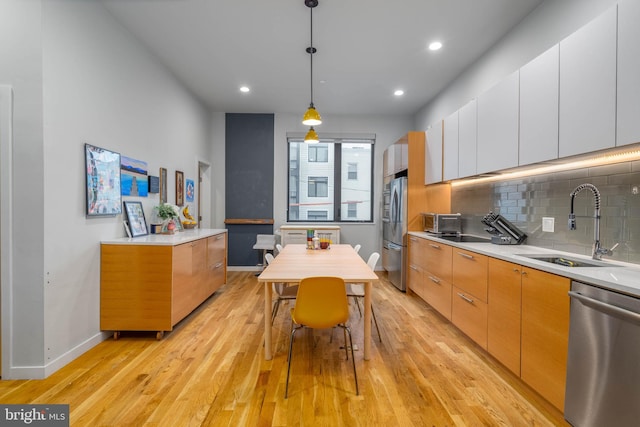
[451,160,640,265]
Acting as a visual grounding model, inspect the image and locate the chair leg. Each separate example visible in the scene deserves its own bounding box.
[371,305,382,342]
[343,327,348,360]
[353,296,362,316]
[285,325,301,398]
[271,299,281,324]
[339,324,359,395]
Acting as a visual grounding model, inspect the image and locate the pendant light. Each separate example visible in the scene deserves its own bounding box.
[303,0,322,142]
[304,127,319,144]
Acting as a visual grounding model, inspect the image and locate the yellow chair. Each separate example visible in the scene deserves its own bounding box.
[285,276,359,398]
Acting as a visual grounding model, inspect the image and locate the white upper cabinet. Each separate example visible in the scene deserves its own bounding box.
[617,0,640,147]
[425,121,443,184]
[519,44,559,166]
[559,5,617,157]
[477,70,520,174]
[443,111,459,181]
[458,99,477,178]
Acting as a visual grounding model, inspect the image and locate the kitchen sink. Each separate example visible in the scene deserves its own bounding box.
[516,254,612,267]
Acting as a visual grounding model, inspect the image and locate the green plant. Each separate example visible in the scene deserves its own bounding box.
[155,203,179,220]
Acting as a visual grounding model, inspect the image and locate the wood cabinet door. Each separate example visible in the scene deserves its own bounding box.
[424,274,452,320]
[521,267,570,411]
[487,258,522,376]
[207,233,227,293]
[424,240,452,283]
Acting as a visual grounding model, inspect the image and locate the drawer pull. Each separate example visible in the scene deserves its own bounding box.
[513,268,520,273]
[216,235,224,240]
[457,293,474,304]
[289,232,305,235]
[410,265,418,271]
[214,262,223,269]
[429,243,441,249]
[457,252,474,260]
[410,237,418,242]
[428,276,440,284]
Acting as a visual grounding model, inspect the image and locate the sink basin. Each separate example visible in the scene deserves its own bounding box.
[516,254,611,268]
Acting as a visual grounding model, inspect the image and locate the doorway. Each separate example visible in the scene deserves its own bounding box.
[198,160,211,228]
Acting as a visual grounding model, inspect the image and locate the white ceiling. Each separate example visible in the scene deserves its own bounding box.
[101,0,544,116]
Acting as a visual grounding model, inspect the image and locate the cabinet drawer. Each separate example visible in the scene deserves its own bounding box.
[408,263,425,299]
[452,249,488,301]
[452,286,488,349]
[408,236,427,269]
[424,241,452,282]
[423,274,452,320]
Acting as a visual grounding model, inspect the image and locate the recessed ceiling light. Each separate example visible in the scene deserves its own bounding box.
[240,86,250,93]
[429,41,443,51]
[394,89,404,96]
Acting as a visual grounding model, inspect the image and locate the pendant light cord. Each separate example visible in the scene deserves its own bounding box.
[309,6,314,106]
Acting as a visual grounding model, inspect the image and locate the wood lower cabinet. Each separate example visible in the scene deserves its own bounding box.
[452,248,488,349]
[521,267,570,411]
[100,231,227,338]
[488,258,523,376]
[408,236,453,320]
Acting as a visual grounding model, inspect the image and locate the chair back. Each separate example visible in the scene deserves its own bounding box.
[292,277,349,328]
[276,243,284,254]
[265,252,275,265]
[353,244,361,254]
[367,252,380,271]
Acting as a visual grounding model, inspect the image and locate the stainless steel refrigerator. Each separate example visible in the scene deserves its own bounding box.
[382,176,407,291]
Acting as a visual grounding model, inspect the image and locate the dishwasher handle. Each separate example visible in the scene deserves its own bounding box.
[569,291,640,325]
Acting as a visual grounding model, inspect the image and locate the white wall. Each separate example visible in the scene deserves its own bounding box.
[274,113,412,262]
[415,0,618,130]
[1,0,211,379]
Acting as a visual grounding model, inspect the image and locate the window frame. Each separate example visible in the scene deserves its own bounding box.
[286,134,375,223]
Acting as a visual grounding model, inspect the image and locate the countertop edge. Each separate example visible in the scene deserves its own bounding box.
[408,231,640,297]
[101,229,227,246]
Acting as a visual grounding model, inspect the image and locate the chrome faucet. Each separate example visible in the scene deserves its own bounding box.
[569,183,615,260]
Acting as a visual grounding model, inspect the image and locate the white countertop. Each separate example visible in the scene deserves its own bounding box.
[409,231,640,297]
[102,228,226,246]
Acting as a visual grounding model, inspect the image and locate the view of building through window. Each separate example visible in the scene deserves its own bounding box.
[288,137,373,222]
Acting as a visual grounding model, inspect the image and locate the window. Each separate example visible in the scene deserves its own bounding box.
[347,163,357,180]
[287,135,374,222]
[308,144,328,162]
[308,176,328,197]
[308,210,328,220]
[347,202,357,218]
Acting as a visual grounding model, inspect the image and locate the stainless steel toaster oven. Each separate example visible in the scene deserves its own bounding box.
[421,213,462,235]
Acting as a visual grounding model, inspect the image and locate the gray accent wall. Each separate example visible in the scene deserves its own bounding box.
[452,159,640,264]
[225,113,274,266]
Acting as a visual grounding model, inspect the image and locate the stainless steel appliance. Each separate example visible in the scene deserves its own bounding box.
[565,281,640,426]
[421,212,462,235]
[382,176,407,291]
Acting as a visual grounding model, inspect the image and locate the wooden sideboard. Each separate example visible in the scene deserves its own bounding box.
[100,229,227,339]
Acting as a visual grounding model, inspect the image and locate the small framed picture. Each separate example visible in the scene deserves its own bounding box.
[123,201,148,237]
[159,167,167,204]
[175,170,184,206]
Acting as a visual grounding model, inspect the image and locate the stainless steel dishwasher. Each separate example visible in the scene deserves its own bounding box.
[564,281,640,426]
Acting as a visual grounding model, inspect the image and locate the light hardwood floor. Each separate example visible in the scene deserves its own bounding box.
[0,272,568,426]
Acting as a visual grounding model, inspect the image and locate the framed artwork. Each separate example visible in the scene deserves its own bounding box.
[120,155,148,197]
[148,175,159,194]
[123,201,148,237]
[85,143,122,217]
[159,167,167,203]
[175,170,184,206]
[186,179,195,203]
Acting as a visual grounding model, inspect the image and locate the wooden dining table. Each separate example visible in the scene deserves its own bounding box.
[257,244,379,360]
